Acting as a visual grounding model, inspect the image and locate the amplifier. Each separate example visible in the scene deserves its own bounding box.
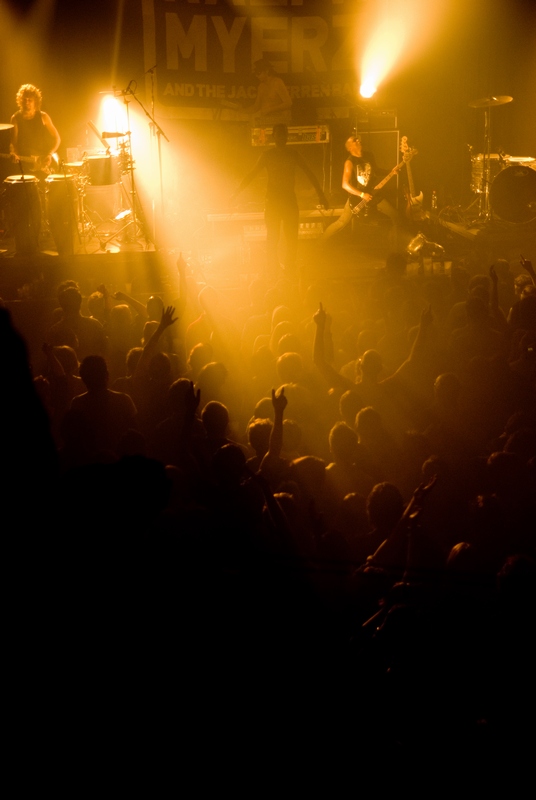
[251,125,330,147]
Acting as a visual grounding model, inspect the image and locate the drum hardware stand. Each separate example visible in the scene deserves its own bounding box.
[468,95,513,224]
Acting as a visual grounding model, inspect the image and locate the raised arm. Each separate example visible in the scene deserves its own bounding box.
[134,305,178,379]
[313,303,352,390]
[266,386,287,461]
[520,255,535,285]
[113,289,149,321]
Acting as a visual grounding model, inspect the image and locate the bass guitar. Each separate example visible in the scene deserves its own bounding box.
[0,152,58,175]
[400,135,425,221]
[350,143,417,217]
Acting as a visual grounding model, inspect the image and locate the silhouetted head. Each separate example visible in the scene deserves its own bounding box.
[329,421,358,462]
[80,355,108,391]
[58,287,82,314]
[367,482,404,531]
[202,401,229,437]
[16,83,42,111]
[147,295,164,321]
[53,345,79,376]
[359,350,383,379]
[253,58,275,78]
[247,418,273,455]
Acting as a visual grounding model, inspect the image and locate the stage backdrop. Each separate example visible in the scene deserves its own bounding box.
[141,0,361,123]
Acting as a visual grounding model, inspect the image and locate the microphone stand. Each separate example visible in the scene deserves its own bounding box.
[128,70,170,245]
[91,83,154,252]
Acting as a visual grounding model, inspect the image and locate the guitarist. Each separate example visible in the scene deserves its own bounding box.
[9,83,60,177]
[322,133,399,243]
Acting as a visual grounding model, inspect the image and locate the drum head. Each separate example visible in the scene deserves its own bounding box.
[491,165,536,223]
[4,174,39,185]
[46,174,75,182]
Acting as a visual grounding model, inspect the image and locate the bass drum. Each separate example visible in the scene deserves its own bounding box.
[45,174,79,256]
[3,174,41,255]
[490,165,536,224]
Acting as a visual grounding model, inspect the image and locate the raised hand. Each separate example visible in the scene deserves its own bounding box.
[271,386,287,414]
[404,475,437,521]
[313,301,327,328]
[160,306,178,329]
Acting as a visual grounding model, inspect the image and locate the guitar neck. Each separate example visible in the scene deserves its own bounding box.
[372,162,404,192]
[351,162,404,213]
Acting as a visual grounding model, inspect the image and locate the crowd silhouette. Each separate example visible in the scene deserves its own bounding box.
[2,248,535,768]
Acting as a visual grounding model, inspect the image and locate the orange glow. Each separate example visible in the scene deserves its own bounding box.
[358,0,450,96]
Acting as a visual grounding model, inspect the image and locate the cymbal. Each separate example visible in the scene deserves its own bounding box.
[469,95,513,108]
[65,161,85,169]
[0,123,14,131]
[102,131,126,138]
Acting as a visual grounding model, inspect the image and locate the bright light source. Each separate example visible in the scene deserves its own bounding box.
[360,81,377,99]
[100,95,125,134]
[357,0,449,96]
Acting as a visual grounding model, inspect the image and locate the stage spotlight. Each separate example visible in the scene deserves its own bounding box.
[360,81,377,99]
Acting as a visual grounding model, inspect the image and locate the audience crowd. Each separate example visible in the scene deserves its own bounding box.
[3,249,535,764]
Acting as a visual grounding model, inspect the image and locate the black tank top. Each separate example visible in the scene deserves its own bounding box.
[14,111,50,157]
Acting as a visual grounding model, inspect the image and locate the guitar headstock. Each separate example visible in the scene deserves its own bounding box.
[400,135,418,162]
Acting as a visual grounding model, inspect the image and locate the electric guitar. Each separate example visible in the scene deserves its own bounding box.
[400,135,425,221]
[0,152,59,175]
[350,143,417,216]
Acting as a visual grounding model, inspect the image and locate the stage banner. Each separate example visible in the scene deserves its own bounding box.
[142,0,361,119]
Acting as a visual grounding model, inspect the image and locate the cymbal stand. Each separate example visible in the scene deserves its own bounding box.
[479,104,493,221]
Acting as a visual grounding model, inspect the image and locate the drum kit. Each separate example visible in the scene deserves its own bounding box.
[467,95,536,224]
[1,123,143,255]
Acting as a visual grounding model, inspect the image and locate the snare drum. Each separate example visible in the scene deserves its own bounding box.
[470,153,504,194]
[45,174,79,255]
[3,174,41,255]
